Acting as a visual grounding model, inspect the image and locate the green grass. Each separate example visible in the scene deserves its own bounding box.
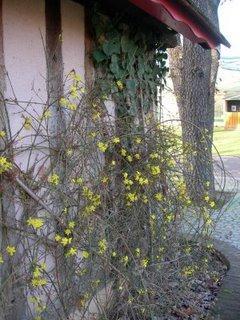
[213,127,240,156]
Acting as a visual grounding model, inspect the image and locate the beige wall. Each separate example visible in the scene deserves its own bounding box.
[62,0,85,80]
[1,0,85,170]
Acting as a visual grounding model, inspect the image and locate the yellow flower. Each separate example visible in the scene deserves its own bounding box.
[112,137,120,144]
[72,177,83,185]
[0,130,6,138]
[31,277,47,287]
[42,110,52,119]
[123,178,133,188]
[33,267,41,278]
[27,217,44,230]
[123,172,128,178]
[205,217,213,226]
[111,160,116,166]
[98,239,107,254]
[70,86,79,98]
[68,221,75,229]
[82,250,90,259]
[127,155,133,162]
[55,234,61,242]
[64,228,72,236]
[135,248,140,257]
[142,195,148,204]
[138,177,149,186]
[182,266,195,277]
[134,153,141,160]
[150,165,161,176]
[66,149,73,156]
[204,195,210,202]
[67,103,77,111]
[135,137,142,144]
[66,247,77,257]
[154,193,163,202]
[0,253,3,264]
[165,213,174,223]
[70,71,82,82]
[210,201,215,208]
[92,112,101,121]
[0,157,12,174]
[116,80,124,90]
[120,148,127,157]
[97,142,108,153]
[140,258,149,268]
[101,176,109,184]
[6,245,16,256]
[121,255,129,266]
[60,237,72,246]
[48,173,60,186]
[112,251,117,257]
[149,153,159,160]
[23,117,32,130]
[135,171,148,185]
[126,192,138,203]
[89,131,97,138]
[59,97,68,107]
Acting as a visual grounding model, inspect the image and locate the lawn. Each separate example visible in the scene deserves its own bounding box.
[213,127,240,156]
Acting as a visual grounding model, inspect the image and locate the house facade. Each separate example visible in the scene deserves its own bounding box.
[0,1,229,319]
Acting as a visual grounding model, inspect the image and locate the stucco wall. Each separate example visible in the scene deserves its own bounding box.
[61,0,85,80]
[2,0,47,170]
[1,0,85,171]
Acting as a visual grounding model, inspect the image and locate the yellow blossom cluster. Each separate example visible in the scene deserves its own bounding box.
[41,109,52,120]
[31,263,47,287]
[59,97,77,111]
[98,239,107,254]
[116,80,124,91]
[135,171,149,186]
[182,265,196,277]
[150,165,161,176]
[48,173,60,186]
[97,142,108,153]
[6,245,16,256]
[27,217,44,230]
[0,156,12,174]
[82,186,101,215]
[0,130,6,138]
[23,117,32,130]
[204,194,215,208]
[126,192,138,205]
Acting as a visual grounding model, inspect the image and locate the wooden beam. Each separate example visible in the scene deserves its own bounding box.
[45,0,63,101]
[84,6,95,88]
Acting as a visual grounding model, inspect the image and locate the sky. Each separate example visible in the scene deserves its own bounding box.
[219,0,240,58]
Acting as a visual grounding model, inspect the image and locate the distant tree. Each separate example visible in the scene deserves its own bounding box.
[168,0,221,200]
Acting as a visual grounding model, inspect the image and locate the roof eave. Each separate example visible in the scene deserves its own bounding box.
[129,0,230,49]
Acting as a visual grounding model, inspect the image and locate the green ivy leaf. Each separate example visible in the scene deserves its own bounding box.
[93,50,107,63]
[109,55,124,79]
[102,39,121,56]
[121,35,137,54]
[126,79,137,93]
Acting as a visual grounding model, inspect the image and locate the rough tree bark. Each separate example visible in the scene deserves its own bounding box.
[169,0,221,200]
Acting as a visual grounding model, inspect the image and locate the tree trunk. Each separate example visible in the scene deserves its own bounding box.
[169,0,220,200]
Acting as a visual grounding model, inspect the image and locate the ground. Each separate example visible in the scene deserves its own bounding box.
[213,156,240,248]
[213,127,240,156]
[212,156,240,319]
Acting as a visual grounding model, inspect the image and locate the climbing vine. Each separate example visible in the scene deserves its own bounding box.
[91,5,168,119]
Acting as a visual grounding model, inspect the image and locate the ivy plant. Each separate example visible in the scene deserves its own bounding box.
[91,5,168,121]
